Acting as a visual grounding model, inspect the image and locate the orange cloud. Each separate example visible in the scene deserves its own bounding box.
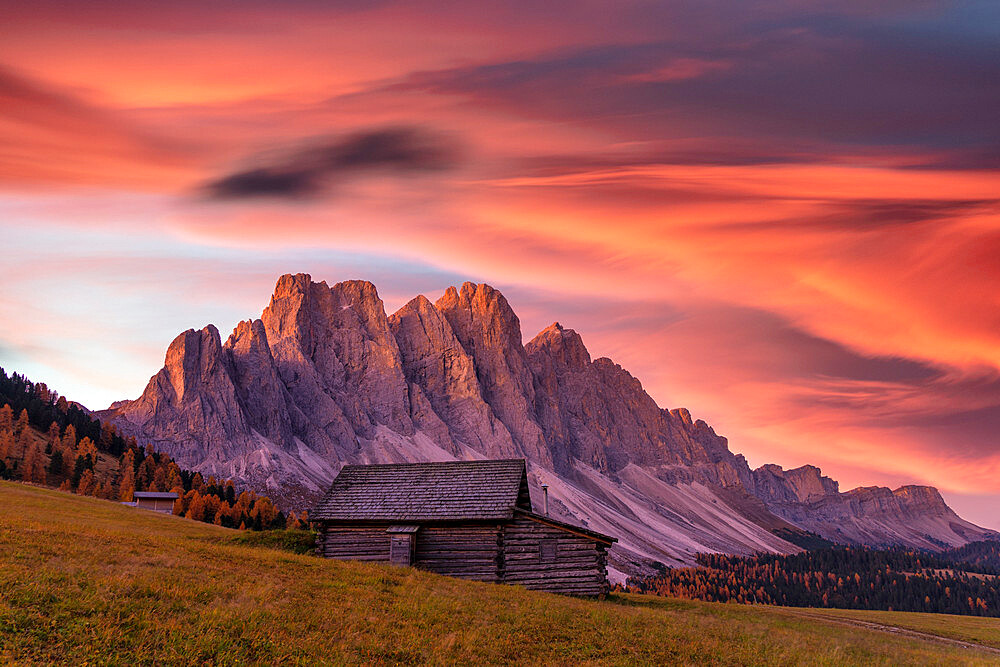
[2,0,1000,531]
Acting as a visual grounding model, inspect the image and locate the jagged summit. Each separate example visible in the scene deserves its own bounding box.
[527,322,591,369]
[102,274,998,573]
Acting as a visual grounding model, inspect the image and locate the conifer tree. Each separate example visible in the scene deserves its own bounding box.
[186,492,206,521]
[0,404,12,433]
[61,446,76,475]
[31,445,47,484]
[60,424,77,452]
[118,452,136,502]
[76,436,97,461]
[76,469,95,496]
[14,409,29,436]
[0,430,13,461]
[151,466,167,492]
[45,422,60,454]
[15,428,32,460]
[21,441,38,482]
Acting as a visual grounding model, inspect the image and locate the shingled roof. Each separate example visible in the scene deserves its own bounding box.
[311,459,532,522]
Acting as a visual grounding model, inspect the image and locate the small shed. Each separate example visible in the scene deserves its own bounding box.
[310,459,616,596]
[132,491,179,514]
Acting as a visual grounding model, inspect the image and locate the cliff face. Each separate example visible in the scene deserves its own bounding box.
[103,274,997,570]
[747,465,991,550]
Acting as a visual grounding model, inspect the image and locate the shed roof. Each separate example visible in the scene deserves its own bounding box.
[514,508,617,544]
[133,491,179,499]
[311,459,532,521]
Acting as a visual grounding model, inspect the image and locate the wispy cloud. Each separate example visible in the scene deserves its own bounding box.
[202,127,459,199]
[2,0,1000,529]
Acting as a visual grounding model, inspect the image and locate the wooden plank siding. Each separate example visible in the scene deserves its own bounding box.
[414,525,503,582]
[310,460,615,597]
[316,522,504,583]
[316,525,391,562]
[501,513,610,597]
[316,518,610,596]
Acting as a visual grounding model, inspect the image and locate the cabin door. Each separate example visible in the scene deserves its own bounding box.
[390,534,414,566]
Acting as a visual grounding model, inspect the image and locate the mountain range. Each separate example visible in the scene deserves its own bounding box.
[100,274,997,579]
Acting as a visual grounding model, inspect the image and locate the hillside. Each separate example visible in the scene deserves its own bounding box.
[99,274,997,574]
[0,369,301,532]
[2,481,999,665]
[630,547,1000,616]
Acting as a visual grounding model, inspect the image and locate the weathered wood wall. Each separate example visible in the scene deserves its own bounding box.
[500,514,610,597]
[135,498,173,513]
[316,522,503,582]
[414,525,502,582]
[316,524,392,561]
[316,518,610,596]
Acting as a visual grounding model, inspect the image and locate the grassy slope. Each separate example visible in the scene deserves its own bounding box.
[2,482,998,666]
[812,608,1000,650]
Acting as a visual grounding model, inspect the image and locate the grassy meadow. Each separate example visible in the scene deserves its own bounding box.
[2,480,999,665]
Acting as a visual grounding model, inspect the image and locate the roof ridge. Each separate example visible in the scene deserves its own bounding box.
[311,459,529,522]
[339,459,526,469]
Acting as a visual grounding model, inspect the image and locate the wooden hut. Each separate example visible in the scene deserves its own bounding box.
[132,491,179,514]
[310,459,616,596]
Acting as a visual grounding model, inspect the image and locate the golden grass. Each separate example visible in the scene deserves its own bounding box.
[807,607,1000,650]
[2,480,998,665]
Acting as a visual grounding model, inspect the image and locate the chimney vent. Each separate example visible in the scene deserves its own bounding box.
[541,484,549,516]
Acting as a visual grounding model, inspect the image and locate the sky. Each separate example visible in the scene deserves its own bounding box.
[1,0,998,528]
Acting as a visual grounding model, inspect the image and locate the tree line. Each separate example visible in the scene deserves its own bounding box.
[0,367,309,531]
[628,545,1000,617]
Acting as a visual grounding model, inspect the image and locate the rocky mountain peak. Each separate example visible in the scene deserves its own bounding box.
[329,280,387,331]
[163,325,224,402]
[893,485,950,515]
[526,322,591,369]
[434,281,550,467]
[670,407,694,425]
[102,273,999,563]
[436,282,523,349]
[271,272,317,301]
[751,463,840,504]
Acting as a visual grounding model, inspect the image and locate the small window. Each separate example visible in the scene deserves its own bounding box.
[539,538,557,562]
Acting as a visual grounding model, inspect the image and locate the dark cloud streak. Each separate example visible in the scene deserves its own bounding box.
[203,127,459,200]
[386,18,1000,164]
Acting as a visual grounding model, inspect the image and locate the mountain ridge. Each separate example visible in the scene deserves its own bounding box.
[100,273,997,574]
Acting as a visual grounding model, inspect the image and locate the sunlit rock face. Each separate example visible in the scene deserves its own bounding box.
[102,274,998,571]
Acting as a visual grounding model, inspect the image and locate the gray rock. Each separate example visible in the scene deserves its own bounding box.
[101,273,998,565]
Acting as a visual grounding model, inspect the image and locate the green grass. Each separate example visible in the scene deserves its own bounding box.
[228,528,317,554]
[2,481,999,665]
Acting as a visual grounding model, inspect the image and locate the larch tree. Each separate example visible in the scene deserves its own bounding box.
[76,469,96,496]
[31,444,48,483]
[0,404,12,433]
[151,465,167,492]
[14,409,29,436]
[76,436,97,461]
[186,492,207,522]
[61,446,76,476]
[15,428,33,460]
[166,464,184,491]
[0,430,13,461]
[21,441,38,482]
[60,424,77,452]
[118,452,136,501]
[45,422,60,453]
